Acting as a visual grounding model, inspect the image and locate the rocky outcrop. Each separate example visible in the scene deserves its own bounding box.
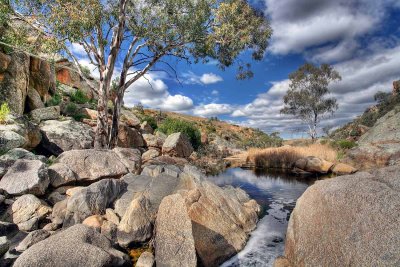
[162,132,193,158]
[155,194,196,267]
[279,166,400,266]
[13,224,130,267]
[38,119,94,156]
[0,160,49,196]
[345,108,400,169]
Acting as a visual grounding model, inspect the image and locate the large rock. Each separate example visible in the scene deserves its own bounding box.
[0,115,42,152]
[281,166,400,266]
[162,132,193,158]
[15,229,50,252]
[143,134,164,148]
[30,106,60,122]
[155,194,196,267]
[13,224,129,267]
[346,109,400,169]
[26,87,45,111]
[294,156,334,174]
[29,57,56,100]
[112,147,142,174]
[0,52,29,115]
[120,109,140,128]
[52,149,129,182]
[0,148,44,178]
[39,119,94,156]
[0,159,49,196]
[63,179,126,226]
[3,194,52,231]
[117,124,145,148]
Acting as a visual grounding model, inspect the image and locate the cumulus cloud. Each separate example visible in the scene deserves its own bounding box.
[124,74,194,112]
[193,103,235,117]
[181,71,223,85]
[265,0,399,62]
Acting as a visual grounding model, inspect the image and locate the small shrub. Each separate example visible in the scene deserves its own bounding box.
[158,118,201,149]
[331,139,357,150]
[47,91,62,106]
[140,115,158,130]
[0,103,10,124]
[65,102,78,114]
[70,89,90,104]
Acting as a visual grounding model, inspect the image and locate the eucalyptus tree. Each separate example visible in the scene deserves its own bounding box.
[281,63,341,141]
[4,0,272,148]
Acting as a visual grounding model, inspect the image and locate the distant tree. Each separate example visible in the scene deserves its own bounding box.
[5,0,272,148]
[281,63,341,141]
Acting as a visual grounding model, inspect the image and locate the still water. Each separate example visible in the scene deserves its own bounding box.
[207,168,317,267]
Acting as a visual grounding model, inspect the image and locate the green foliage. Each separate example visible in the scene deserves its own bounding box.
[158,118,201,149]
[70,89,90,104]
[47,91,62,107]
[79,64,91,79]
[239,129,283,149]
[65,102,78,114]
[0,103,10,124]
[330,139,357,150]
[281,63,341,140]
[139,115,158,130]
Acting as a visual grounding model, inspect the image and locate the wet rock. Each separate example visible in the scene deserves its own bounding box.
[162,132,193,158]
[39,119,94,156]
[13,224,130,267]
[283,166,400,266]
[30,106,60,122]
[155,194,196,267]
[0,159,49,196]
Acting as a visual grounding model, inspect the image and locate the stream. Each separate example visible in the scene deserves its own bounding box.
[207,168,318,267]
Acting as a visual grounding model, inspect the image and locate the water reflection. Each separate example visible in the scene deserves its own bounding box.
[207,168,318,267]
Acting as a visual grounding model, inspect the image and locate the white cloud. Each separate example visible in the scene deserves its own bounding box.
[124,74,194,112]
[211,90,219,95]
[193,103,234,117]
[181,71,223,85]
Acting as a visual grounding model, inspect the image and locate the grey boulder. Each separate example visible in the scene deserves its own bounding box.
[13,224,130,267]
[162,132,193,158]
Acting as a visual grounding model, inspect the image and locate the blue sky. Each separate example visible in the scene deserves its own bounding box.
[76,0,400,138]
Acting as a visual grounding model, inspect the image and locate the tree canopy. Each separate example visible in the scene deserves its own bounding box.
[281,63,341,140]
[2,0,272,148]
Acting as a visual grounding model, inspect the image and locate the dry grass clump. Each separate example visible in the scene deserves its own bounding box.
[247,143,337,169]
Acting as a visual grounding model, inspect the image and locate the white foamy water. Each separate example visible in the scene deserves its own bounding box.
[208,168,315,267]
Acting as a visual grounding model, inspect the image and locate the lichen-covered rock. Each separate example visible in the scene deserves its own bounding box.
[0,148,47,177]
[39,119,94,156]
[282,166,400,266]
[0,159,49,196]
[155,194,196,267]
[30,106,60,122]
[162,132,193,158]
[13,224,130,267]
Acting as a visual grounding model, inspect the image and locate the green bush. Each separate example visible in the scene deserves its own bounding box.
[70,89,90,104]
[65,102,78,114]
[47,91,62,107]
[0,103,10,124]
[140,115,158,130]
[331,139,357,150]
[239,129,283,149]
[158,118,201,149]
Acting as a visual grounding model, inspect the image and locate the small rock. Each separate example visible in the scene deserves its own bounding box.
[142,149,160,162]
[105,209,120,225]
[136,251,155,267]
[15,229,50,252]
[143,134,164,148]
[83,215,104,229]
[42,222,59,231]
[120,109,140,128]
[0,236,9,257]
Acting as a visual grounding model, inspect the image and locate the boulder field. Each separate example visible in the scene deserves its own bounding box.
[275,165,400,267]
[0,148,260,266]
